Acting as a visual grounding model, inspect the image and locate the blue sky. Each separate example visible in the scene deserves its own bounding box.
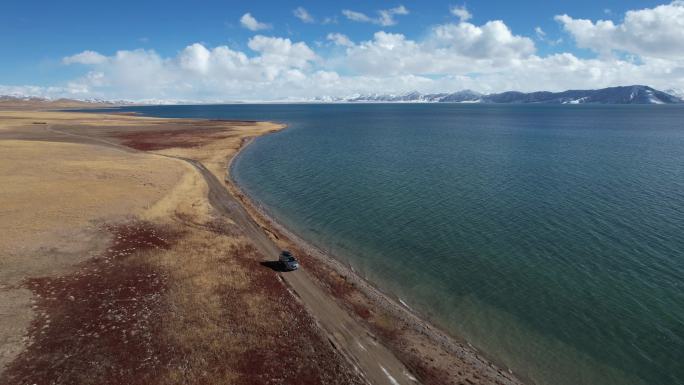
[2,0,683,100]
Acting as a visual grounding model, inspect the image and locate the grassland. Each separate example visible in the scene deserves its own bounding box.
[0,109,363,385]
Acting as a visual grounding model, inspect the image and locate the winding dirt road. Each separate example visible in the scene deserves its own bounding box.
[187,157,418,385]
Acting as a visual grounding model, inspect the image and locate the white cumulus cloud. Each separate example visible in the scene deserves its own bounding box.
[57,36,321,100]
[62,50,108,65]
[240,13,271,31]
[431,19,536,60]
[555,1,684,59]
[248,35,317,71]
[340,18,535,78]
[7,2,684,102]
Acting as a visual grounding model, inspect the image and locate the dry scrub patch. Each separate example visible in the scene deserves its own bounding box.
[150,219,364,385]
[0,222,177,385]
[113,122,254,151]
[0,136,185,374]
[2,196,364,385]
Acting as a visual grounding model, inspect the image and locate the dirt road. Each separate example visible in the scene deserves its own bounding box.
[187,158,418,385]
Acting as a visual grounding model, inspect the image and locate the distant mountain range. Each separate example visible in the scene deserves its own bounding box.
[1,85,682,105]
[324,85,683,105]
[0,95,119,109]
[0,95,182,107]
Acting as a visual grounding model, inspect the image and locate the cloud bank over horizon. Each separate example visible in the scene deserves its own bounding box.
[4,2,684,101]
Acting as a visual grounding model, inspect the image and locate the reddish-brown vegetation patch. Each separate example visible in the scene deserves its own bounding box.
[295,253,355,300]
[105,221,178,252]
[403,355,455,385]
[225,244,365,385]
[308,266,373,321]
[115,127,231,151]
[1,215,365,385]
[0,222,177,385]
[351,303,372,320]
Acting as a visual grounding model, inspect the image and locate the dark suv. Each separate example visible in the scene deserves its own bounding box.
[279,250,299,271]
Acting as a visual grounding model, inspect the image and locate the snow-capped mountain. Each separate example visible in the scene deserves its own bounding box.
[335,90,483,103]
[2,85,681,105]
[0,95,199,106]
[335,86,682,104]
[665,88,684,99]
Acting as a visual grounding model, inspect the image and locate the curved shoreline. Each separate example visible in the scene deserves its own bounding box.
[226,128,526,385]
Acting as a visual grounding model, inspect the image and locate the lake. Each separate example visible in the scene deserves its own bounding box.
[110,103,684,385]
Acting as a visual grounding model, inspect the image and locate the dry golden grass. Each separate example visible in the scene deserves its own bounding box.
[144,221,362,385]
[0,140,184,266]
[0,126,187,373]
[0,110,163,130]
[0,108,362,385]
[142,162,212,222]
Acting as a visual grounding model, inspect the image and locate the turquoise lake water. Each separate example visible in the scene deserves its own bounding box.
[110,104,683,385]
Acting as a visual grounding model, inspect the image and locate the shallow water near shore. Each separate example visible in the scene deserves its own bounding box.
[104,104,684,385]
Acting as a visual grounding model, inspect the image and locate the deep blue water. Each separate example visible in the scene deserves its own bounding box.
[106,104,683,385]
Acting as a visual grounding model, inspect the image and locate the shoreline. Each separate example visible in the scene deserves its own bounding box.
[0,105,521,384]
[225,128,525,385]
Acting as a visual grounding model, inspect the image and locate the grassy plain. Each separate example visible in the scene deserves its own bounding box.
[0,109,362,385]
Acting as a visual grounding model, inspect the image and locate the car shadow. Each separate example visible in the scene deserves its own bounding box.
[260,260,288,272]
